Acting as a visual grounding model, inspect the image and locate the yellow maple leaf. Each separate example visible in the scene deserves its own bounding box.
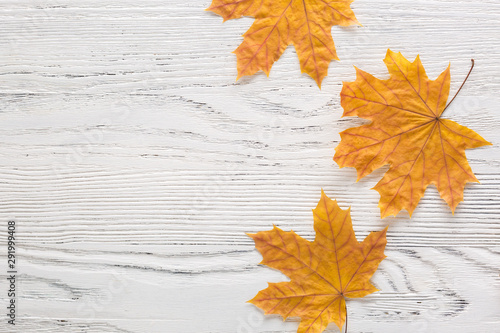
[248,190,388,333]
[206,0,360,87]
[334,49,491,218]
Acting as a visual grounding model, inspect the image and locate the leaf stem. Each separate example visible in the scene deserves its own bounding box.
[442,59,474,114]
[344,302,348,333]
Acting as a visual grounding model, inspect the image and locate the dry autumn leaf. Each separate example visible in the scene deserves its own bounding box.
[206,0,360,87]
[334,50,491,218]
[248,190,388,333]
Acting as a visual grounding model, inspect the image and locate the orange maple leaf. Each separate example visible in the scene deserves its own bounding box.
[206,0,360,87]
[334,50,491,218]
[248,190,388,333]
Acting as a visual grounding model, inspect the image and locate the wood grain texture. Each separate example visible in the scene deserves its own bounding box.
[0,0,499,332]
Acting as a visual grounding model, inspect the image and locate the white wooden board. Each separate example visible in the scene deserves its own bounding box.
[0,0,499,332]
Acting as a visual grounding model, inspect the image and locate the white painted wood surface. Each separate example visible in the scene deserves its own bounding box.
[0,0,499,332]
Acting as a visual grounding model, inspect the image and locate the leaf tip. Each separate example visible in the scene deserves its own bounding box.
[378,206,394,219]
[355,172,364,182]
[246,231,256,238]
[315,78,323,89]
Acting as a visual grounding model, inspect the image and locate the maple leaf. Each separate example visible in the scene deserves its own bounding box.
[248,190,388,333]
[206,0,360,87]
[334,50,492,218]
